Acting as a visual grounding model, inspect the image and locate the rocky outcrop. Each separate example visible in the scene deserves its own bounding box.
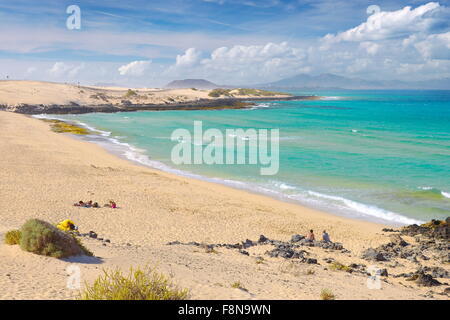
[362,218,449,264]
[167,234,346,264]
[401,218,449,240]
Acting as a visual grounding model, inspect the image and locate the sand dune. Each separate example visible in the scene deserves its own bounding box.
[0,81,292,111]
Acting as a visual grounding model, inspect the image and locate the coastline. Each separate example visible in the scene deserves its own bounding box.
[36,112,422,227]
[0,80,319,115]
[1,111,447,300]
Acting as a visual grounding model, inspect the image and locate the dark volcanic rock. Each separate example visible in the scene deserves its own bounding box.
[418,266,450,279]
[305,258,318,264]
[361,248,387,261]
[291,234,304,243]
[415,272,442,287]
[242,239,254,249]
[258,235,269,243]
[401,218,449,240]
[379,268,389,277]
[382,228,399,232]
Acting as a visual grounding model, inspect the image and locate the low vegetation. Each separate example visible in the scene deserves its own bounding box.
[201,243,218,254]
[329,261,352,272]
[208,88,289,98]
[236,88,288,96]
[124,89,138,98]
[231,281,246,290]
[208,88,234,97]
[320,289,335,300]
[42,119,90,135]
[79,266,189,300]
[279,260,302,277]
[89,93,108,101]
[255,256,265,264]
[305,269,315,275]
[19,219,91,258]
[4,230,21,245]
[421,219,447,229]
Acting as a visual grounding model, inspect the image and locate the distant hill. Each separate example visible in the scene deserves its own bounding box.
[259,73,450,90]
[165,79,224,90]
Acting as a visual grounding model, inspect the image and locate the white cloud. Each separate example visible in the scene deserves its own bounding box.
[48,62,84,78]
[325,2,445,43]
[359,41,379,55]
[414,32,450,59]
[118,60,151,76]
[175,48,202,67]
[200,42,307,82]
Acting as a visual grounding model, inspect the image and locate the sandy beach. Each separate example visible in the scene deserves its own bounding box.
[0,110,448,300]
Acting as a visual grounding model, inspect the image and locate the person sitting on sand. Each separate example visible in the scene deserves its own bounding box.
[74,200,84,207]
[84,200,93,208]
[322,230,331,242]
[104,200,117,209]
[307,229,315,241]
[93,202,99,208]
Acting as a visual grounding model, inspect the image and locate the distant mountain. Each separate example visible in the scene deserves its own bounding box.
[165,79,224,89]
[259,73,450,90]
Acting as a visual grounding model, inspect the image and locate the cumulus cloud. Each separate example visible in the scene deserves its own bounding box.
[118,60,151,76]
[201,42,306,75]
[325,2,446,43]
[175,48,202,67]
[48,62,84,78]
[413,32,450,59]
[359,41,380,55]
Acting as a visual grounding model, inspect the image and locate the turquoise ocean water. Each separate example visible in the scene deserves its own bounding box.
[44,90,450,226]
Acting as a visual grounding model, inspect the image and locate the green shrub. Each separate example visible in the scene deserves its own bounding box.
[124,89,138,98]
[320,289,335,300]
[5,230,21,245]
[236,88,288,96]
[19,219,88,258]
[79,266,189,300]
[330,261,352,272]
[208,88,233,97]
[231,281,247,291]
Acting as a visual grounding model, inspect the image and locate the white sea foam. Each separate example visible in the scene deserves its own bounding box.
[305,191,424,225]
[442,191,450,199]
[35,114,424,226]
[95,131,426,226]
[320,96,341,100]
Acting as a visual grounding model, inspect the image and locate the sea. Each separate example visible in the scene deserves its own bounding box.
[38,90,450,226]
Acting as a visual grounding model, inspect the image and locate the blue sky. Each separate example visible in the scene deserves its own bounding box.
[0,0,449,86]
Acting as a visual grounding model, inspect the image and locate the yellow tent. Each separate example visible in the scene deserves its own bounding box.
[57,219,76,232]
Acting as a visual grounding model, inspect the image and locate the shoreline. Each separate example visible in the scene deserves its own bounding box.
[35,113,421,227]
